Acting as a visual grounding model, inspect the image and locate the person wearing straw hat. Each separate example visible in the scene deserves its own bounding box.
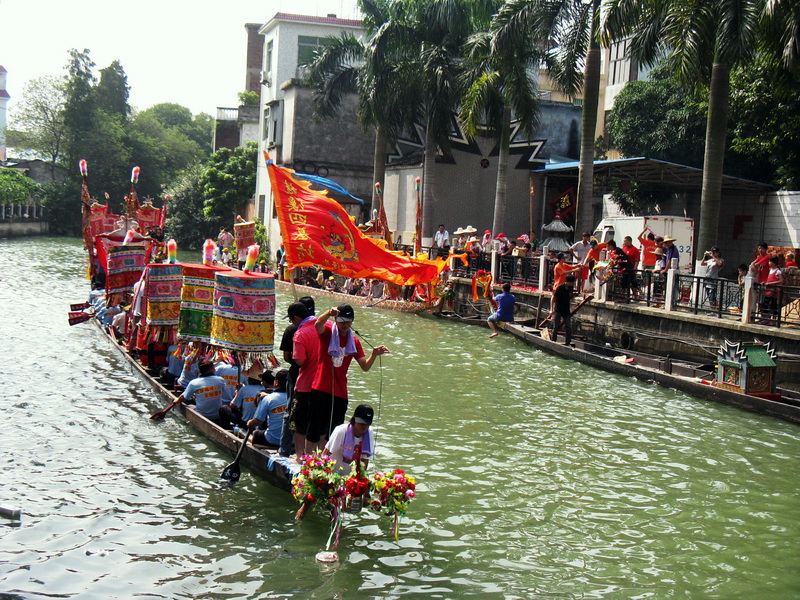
[452,227,466,251]
[662,236,679,269]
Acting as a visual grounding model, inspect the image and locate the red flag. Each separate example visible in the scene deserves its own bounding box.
[266,154,444,286]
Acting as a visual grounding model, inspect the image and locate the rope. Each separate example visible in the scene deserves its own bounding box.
[353,328,383,469]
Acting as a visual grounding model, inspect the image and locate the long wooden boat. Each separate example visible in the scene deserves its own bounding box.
[95,322,300,491]
[427,311,800,425]
[274,279,435,314]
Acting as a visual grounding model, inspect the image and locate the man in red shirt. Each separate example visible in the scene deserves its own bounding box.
[291,302,324,459]
[309,304,390,450]
[750,242,771,283]
[621,236,642,298]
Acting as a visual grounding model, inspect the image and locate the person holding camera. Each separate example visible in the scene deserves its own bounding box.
[700,247,724,307]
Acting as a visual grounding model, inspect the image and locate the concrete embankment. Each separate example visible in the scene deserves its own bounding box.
[447,277,800,384]
[0,220,49,238]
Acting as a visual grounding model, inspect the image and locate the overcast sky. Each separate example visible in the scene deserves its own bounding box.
[1,0,361,118]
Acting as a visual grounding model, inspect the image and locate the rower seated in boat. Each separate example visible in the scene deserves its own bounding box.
[220,364,265,430]
[248,369,288,448]
[177,361,225,425]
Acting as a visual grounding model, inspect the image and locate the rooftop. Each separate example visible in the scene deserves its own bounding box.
[533,157,773,195]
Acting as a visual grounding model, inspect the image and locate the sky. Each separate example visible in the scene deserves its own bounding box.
[0,0,361,118]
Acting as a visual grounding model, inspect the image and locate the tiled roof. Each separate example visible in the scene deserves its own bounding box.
[271,12,361,27]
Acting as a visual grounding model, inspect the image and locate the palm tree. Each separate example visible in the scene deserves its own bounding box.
[494,0,603,235]
[306,0,416,212]
[762,0,800,72]
[604,0,763,254]
[459,22,541,237]
[373,0,475,238]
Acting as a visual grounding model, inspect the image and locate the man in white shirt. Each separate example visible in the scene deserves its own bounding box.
[433,224,450,250]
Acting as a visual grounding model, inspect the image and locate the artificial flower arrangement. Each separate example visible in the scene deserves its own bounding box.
[367,468,417,540]
[291,452,346,520]
[291,451,418,541]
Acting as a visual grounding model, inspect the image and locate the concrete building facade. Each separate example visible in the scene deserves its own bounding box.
[254,13,372,249]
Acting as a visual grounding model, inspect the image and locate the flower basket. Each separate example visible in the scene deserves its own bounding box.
[368,468,417,540]
[291,452,346,520]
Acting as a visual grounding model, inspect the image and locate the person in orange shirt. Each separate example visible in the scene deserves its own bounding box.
[638,229,658,270]
[579,239,608,292]
[552,252,581,292]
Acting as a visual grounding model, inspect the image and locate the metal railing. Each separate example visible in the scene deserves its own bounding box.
[750,283,800,328]
[672,273,744,319]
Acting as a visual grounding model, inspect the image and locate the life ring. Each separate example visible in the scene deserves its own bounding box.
[317,166,329,178]
[619,331,636,350]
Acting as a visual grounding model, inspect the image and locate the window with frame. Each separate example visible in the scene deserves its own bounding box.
[609,39,633,86]
[296,35,334,76]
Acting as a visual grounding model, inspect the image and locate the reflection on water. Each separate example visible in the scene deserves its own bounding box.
[1,237,799,599]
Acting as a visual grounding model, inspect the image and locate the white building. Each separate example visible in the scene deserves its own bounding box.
[254,13,373,252]
[0,66,9,163]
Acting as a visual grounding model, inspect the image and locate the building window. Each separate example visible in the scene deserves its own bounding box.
[608,39,633,86]
[265,41,273,76]
[296,35,334,77]
[263,107,271,142]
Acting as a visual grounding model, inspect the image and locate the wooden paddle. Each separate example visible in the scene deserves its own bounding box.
[150,396,182,420]
[68,312,93,326]
[219,428,253,485]
[539,294,595,329]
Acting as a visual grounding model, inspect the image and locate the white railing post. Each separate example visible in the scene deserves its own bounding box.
[742,276,755,324]
[539,245,549,290]
[664,267,677,312]
[595,269,607,302]
[490,247,498,283]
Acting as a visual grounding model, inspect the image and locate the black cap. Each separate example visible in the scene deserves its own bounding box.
[298,296,315,315]
[335,303,355,322]
[353,404,374,426]
[285,302,309,320]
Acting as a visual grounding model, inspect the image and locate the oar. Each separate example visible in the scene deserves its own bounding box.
[70,301,91,311]
[150,396,182,420]
[539,294,594,329]
[219,428,253,485]
[68,312,93,326]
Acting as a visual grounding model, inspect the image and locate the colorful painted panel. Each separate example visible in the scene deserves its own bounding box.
[209,271,275,353]
[107,245,147,295]
[178,263,228,343]
[146,263,183,327]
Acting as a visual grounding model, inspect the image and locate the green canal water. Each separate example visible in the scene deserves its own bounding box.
[1,237,798,599]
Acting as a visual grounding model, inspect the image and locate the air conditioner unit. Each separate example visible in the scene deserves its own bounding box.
[260,70,271,86]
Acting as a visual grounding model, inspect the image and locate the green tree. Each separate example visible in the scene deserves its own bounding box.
[238,90,259,106]
[607,66,707,167]
[136,103,213,157]
[0,169,40,205]
[494,0,604,234]
[728,58,800,188]
[604,0,763,253]
[5,76,67,166]
[95,60,130,119]
[200,141,258,220]
[165,163,222,250]
[398,0,475,237]
[460,12,540,237]
[307,0,418,212]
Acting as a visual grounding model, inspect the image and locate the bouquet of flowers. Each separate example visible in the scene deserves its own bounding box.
[368,468,417,540]
[291,452,346,520]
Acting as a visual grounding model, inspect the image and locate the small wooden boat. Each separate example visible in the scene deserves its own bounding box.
[427,310,800,425]
[274,279,435,314]
[96,322,299,491]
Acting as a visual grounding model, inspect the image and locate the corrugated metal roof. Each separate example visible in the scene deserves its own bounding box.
[533,157,773,194]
